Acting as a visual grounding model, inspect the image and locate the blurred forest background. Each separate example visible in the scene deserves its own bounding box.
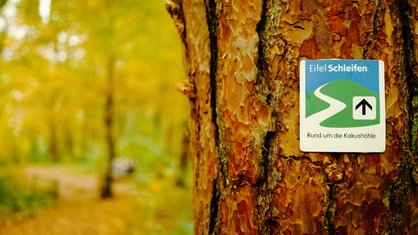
[0,0,192,234]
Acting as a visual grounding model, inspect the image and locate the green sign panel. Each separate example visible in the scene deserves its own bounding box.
[300,59,386,152]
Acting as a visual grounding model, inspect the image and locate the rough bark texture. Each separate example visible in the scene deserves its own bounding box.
[167,0,418,234]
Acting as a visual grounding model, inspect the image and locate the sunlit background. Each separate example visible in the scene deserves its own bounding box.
[0,0,192,234]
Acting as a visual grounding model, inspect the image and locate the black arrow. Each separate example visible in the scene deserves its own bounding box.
[355,99,373,115]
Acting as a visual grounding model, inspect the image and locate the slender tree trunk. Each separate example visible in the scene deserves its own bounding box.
[49,94,60,163]
[63,125,75,158]
[101,56,116,199]
[177,123,190,187]
[49,120,59,162]
[168,0,418,234]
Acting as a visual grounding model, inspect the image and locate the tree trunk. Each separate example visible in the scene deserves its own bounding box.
[49,120,59,162]
[49,94,60,163]
[176,123,191,187]
[167,0,418,234]
[101,56,116,199]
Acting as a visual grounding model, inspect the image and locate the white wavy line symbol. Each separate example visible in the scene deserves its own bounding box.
[306,83,346,126]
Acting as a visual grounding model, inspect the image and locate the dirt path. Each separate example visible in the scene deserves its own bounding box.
[0,166,141,235]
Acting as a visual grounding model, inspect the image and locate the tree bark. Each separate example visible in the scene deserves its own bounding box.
[167,0,418,234]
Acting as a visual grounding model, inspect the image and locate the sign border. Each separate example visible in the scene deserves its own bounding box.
[299,59,386,153]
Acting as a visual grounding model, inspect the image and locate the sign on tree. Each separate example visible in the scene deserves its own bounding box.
[300,60,385,152]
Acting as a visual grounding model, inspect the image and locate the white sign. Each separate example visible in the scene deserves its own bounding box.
[300,60,386,152]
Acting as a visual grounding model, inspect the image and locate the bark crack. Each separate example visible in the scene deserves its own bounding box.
[324,154,344,234]
[325,184,338,234]
[383,0,418,232]
[206,0,219,147]
[387,0,416,212]
[398,0,418,154]
[254,0,283,234]
[205,1,224,234]
[256,131,279,234]
[208,178,220,235]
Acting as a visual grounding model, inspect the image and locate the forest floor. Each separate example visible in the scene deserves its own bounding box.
[0,165,193,235]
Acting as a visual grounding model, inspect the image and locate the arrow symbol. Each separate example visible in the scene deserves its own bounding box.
[355,99,373,115]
